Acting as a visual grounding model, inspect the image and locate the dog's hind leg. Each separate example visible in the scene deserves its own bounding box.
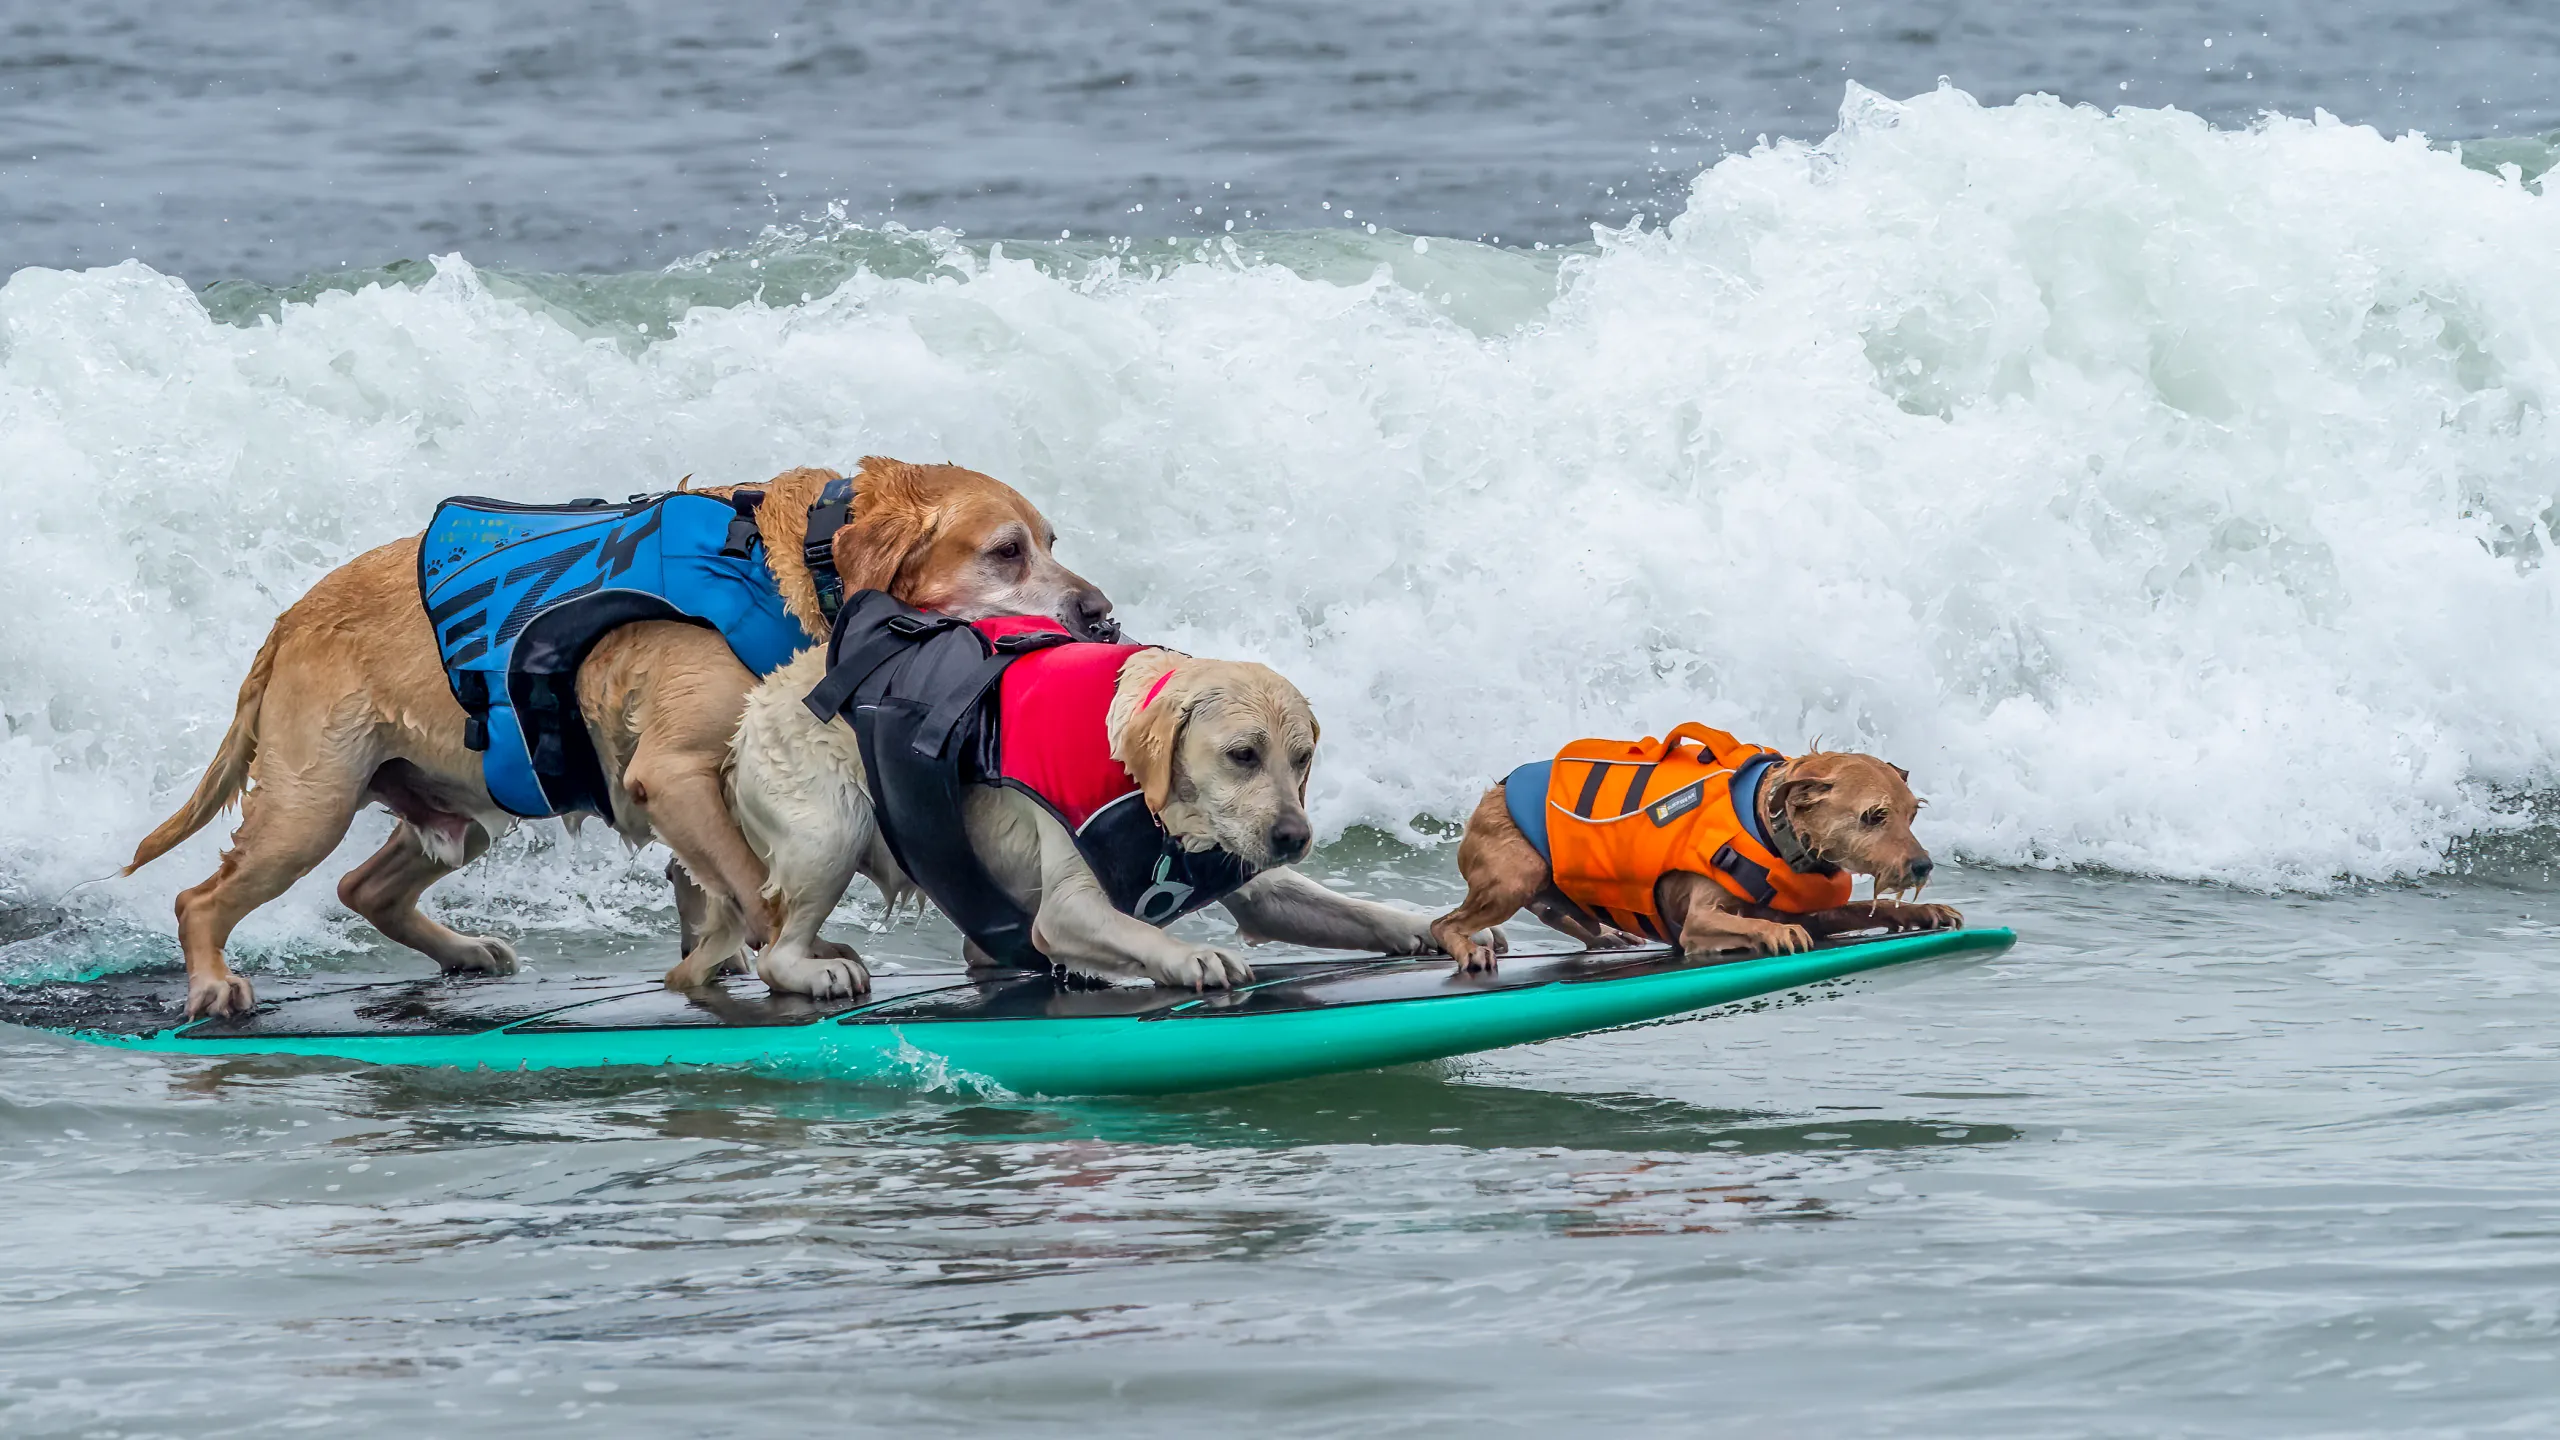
[1430,784,1546,971]
[733,766,875,999]
[589,623,775,953]
[1524,886,1638,950]
[173,755,373,1020]
[667,855,712,959]
[335,817,516,976]
[752,840,870,999]
[663,876,749,990]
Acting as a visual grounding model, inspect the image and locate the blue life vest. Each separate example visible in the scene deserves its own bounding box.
[419,487,842,820]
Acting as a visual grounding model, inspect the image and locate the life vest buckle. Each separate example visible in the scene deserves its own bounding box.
[885,612,964,638]
[991,630,1074,655]
[1709,841,1778,906]
[802,482,854,621]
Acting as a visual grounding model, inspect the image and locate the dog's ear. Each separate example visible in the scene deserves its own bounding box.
[1769,770,1834,817]
[1889,762,1911,783]
[1115,661,1206,813]
[834,457,938,596]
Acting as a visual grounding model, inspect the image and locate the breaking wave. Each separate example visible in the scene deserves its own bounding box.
[9,82,2560,954]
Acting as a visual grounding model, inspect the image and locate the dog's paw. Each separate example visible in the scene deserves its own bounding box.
[1449,936,1502,974]
[1912,904,1963,931]
[1759,923,1815,956]
[439,936,518,977]
[759,949,871,1000]
[1591,925,1644,951]
[1149,943,1253,991]
[185,969,257,1021]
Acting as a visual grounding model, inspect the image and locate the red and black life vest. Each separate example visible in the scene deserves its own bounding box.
[801,590,1254,967]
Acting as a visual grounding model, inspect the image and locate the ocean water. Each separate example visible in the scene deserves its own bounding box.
[6,3,2560,1434]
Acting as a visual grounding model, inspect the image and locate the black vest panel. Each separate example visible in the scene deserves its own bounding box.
[803,591,1255,968]
[1063,792,1257,927]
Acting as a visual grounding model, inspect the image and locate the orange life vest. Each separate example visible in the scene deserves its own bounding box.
[1534,722,1851,940]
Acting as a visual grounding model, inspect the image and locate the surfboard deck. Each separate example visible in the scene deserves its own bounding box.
[0,928,2014,1095]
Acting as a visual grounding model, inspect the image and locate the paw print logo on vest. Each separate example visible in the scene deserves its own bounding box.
[1132,853,1196,924]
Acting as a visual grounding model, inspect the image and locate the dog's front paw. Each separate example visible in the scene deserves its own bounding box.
[759,949,871,999]
[1913,904,1963,931]
[185,969,257,1020]
[1760,922,1815,955]
[439,936,518,977]
[1149,943,1253,991]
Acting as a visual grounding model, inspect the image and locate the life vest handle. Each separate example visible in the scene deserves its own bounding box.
[1652,721,1771,769]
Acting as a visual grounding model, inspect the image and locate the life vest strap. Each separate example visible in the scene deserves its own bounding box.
[801,477,856,621]
[713,477,859,620]
[717,492,762,559]
[803,610,965,723]
[1709,840,1778,906]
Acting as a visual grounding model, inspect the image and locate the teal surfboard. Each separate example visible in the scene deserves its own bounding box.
[0,928,2013,1095]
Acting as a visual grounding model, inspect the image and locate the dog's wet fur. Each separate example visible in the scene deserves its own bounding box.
[716,644,1482,997]
[124,458,1116,1020]
[1429,748,1960,971]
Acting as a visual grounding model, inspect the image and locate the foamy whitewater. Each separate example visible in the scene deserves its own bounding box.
[7,85,2560,952]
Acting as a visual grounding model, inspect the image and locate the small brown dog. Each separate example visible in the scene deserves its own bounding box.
[1430,723,1959,970]
[124,458,1115,1019]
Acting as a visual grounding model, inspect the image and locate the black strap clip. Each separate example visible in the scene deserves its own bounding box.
[802,478,856,621]
[886,612,964,638]
[991,629,1074,655]
[1710,842,1778,906]
[717,489,766,560]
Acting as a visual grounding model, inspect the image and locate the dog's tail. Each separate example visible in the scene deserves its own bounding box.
[124,629,281,874]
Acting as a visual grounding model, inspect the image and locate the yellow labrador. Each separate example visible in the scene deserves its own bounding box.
[708,646,1479,994]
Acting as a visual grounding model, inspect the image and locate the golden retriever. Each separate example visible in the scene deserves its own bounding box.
[123,458,1115,1019]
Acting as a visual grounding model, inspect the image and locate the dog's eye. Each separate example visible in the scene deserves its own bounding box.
[991,539,1024,562]
[1227,746,1261,770]
[1862,807,1888,826]
[1290,750,1312,771]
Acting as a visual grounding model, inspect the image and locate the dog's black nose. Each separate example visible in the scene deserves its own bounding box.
[1071,589,1119,642]
[1268,814,1311,862]
[1908,856,1934,885]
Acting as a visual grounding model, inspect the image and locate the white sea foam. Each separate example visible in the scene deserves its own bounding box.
[6,83,2560,953]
